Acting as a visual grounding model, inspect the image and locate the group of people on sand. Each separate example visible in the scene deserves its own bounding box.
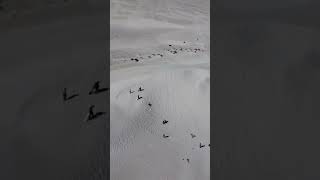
[63,81,108,122]
[129,83,210,164]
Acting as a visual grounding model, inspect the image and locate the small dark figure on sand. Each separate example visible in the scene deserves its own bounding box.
[162,120,168,124]
[87,105,106,122]
[88,105,95,120]
[190,133,196,138]
[163,134,169,138]
[89,81,108,95]
[138,87,144,92]
[63,88,79,102]
[63,88,68,101]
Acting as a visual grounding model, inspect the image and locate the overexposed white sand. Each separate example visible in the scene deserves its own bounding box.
[111,0,210,179]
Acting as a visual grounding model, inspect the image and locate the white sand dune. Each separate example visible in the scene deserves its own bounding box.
[111,0,210,179]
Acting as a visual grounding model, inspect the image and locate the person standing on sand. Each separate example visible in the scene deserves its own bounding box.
[63,88,68,101]
[89,81,101,94]
[88,105,95,121]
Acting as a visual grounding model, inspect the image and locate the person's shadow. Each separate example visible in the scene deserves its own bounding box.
[66,94,79,100]
[96,88,109,94]
[63,88,79,102]
[89,81,109,95]
[87,105,106,122]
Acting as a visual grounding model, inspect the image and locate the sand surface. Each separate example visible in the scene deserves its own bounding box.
[110,0,210,180]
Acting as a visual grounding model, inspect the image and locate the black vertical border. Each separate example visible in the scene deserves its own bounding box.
[0,1,111,179]
[211,1,320,179]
